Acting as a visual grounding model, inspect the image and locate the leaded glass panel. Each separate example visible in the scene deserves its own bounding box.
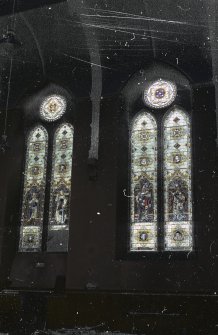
[144,79,177,109]
[40,95,66,122]
[130,112,158,251]
[47,123,74,252]
[19,126,48,252]
[163,108,192,251]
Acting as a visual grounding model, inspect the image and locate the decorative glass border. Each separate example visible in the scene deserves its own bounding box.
[40,95,66,122]
[144,79,177,109]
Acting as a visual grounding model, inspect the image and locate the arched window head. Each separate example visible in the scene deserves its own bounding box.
[130,112,158,251]
[163,108,192,251]
[47,123,74,252]
[19,126,48,252]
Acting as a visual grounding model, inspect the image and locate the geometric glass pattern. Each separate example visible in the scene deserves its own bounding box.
[40,95,66,122]
[130,112,158,251]
[19,126,48,252]
[47,123,74,252]
[144,79,177,109]
[163,107,192,250]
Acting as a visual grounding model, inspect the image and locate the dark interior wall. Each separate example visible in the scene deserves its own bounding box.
[0,0,217,293]
[65,75,217,293]
[3,74,217,293]
[0,106,24,285]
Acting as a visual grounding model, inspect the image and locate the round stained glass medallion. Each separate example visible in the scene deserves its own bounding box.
[144,79,177,109]
[40,95,66,122]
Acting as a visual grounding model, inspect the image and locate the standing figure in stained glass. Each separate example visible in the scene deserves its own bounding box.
[24,188,41,224]
[55,189,68,224]
[168,179,188,221]
[19,126,48,251]
[134,178,153,222]
[28,192,39,221]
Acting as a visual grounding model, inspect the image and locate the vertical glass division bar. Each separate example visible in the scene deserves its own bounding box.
[19,126,48,252]
[47,123,74,252]
[163,107,192,251]
[130,112,158,251]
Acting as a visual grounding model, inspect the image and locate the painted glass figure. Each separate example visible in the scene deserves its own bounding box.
[130,112,157,251]
[163,108,192,250]
[19,126,48,252]
[47,123,73,251]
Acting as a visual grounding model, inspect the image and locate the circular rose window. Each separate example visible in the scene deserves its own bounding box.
[144,79,177,109]
[40,95,66,122]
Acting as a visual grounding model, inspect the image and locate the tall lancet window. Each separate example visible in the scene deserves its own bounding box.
[19,126,48,252]
[129,79,193,253]
[47,123,74,252]
[163,108,192,251]
[19,94,74,252]
[130,113,158,251]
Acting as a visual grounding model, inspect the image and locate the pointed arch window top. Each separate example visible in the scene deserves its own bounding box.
[132,112,157,131]
[164,107,190,127]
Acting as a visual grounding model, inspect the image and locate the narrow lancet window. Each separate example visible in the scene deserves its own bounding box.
[130,112,158,251]
[19,126,48,252]
[47,123,74,252]
[163,108,192,251]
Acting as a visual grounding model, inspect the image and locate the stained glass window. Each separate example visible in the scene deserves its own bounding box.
[144,79,177,109]
[130,112,158,251]
[19,126,48,252]
[163,108,192,251]
[40,95,66,122]
[47,123,74,252]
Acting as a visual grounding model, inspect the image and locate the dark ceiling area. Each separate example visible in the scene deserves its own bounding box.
[0,0,215,110]
[0,0,66,16]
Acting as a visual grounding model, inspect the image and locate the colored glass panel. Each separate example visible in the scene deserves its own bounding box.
[19,126,48,252]
[40,95,66,122]
[144,79,177,109]
[163,108,192,250]
[130,112,158,251]
[47,123,74,252]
